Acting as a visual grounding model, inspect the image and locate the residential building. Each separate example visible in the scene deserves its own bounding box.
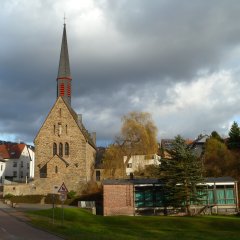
[124,154,160,176]
[0,143,35,183]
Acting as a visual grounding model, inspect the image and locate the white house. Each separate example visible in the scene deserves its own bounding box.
[0,156,6,184]
[124,154,161,176]
[0,143,35,183]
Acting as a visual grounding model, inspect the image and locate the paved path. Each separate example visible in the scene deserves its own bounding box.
[0,201,63,240]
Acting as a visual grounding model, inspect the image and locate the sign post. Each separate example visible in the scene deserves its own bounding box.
[58,182,68,225]
[52,185,59,224]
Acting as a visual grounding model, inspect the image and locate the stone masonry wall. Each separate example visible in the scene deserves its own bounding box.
[33,97,96,194]
[103,184,134,216]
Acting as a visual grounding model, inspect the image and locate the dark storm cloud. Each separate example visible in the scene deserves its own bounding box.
[1,0,240,144]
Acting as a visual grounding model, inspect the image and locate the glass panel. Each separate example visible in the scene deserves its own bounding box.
[136,201,145,207]
[135,192,144,201]
[145,201,153,207]
[225,189,235,204]
[155,192,162,201]
[225,189,234,199]
[145,190,153,201]
[216,189,225,204]
[208,190,214,204]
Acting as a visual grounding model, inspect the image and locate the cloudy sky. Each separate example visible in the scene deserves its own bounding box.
[1,0,240,146]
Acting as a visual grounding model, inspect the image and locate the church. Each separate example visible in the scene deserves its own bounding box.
[33,23,97,194]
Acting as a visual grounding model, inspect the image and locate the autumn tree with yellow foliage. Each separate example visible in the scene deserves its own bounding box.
[103,111,158,178]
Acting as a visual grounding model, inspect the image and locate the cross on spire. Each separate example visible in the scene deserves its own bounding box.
[64,13,66,25]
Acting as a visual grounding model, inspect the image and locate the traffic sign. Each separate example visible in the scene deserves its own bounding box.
[58,182,68,193]
[59,193,67,202]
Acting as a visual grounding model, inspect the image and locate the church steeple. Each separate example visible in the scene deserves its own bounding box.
[57,23,72,105]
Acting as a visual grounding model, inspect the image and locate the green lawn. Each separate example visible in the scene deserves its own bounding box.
[27,208,240,240]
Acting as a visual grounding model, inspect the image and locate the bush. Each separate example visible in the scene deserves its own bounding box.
[45,194,62,205]
[44,194,74,205]
[67,190,77,199]
[4,193,14,199]
[81,181,102,195]
[11,195,43,203]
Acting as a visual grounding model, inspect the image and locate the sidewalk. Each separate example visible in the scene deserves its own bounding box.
[0,200,56,222]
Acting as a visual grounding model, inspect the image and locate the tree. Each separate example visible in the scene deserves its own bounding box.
[210,131,223,142]
[103,111,158,178]
[228,121,240,149]
[160,135,204,215]
[204,137,234,177]
[102,144,124,178]
[204,136,240,180]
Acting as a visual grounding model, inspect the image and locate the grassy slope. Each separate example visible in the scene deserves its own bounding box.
[27,208,240,240]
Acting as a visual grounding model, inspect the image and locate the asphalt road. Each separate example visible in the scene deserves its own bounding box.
[0,201,63,240]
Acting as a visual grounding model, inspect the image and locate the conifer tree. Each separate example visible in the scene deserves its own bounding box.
[228,121,240,149]
[160,135,205,215]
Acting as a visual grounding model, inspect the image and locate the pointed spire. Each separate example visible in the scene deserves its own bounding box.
[57,22,72,105]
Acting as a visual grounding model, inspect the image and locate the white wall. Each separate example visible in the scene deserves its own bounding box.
[124,154,160,176]
[4,145,35,182]
[0,161,6,184]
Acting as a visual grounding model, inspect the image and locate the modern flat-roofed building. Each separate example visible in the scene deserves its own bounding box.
[103,177,238,216]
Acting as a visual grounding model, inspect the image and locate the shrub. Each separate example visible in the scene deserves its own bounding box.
[67,190,76,199]
[11,195,43,203]
[4,193,14,199]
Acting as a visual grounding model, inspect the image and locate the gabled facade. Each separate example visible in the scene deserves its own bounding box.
[34,97,96,192]
[0,143,35,183]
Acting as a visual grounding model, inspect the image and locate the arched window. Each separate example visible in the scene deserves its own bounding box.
[59,143,63,157]
[55,166,58,174]
[53,143,57,156]
[65,142,69,156]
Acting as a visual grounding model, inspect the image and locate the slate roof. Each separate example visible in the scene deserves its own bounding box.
[103,178,164,185]
[206,177,236,183]
[0,144,25,159]
[62,97,96,149]
[103,177,236,185]
[57,23,71,79]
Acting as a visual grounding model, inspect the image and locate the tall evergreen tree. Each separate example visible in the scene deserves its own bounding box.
[160,135,205,215]
[228,121,240,149]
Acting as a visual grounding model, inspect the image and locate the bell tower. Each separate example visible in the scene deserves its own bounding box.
[57,23,72,105]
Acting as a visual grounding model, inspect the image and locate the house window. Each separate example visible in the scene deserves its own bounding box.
[54,125,56,134]
[13,171,17,177]
[27,163,30,169]
[127,163,132,168]
[65,142,69,156]
[53,143,57,156]
[20,171,23,178]
[21,161,23,168]
[66,124,68,134]
[59,143,63,157]
[55,166,58,174]
[96,170,101,181]
[13,162,17,167]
